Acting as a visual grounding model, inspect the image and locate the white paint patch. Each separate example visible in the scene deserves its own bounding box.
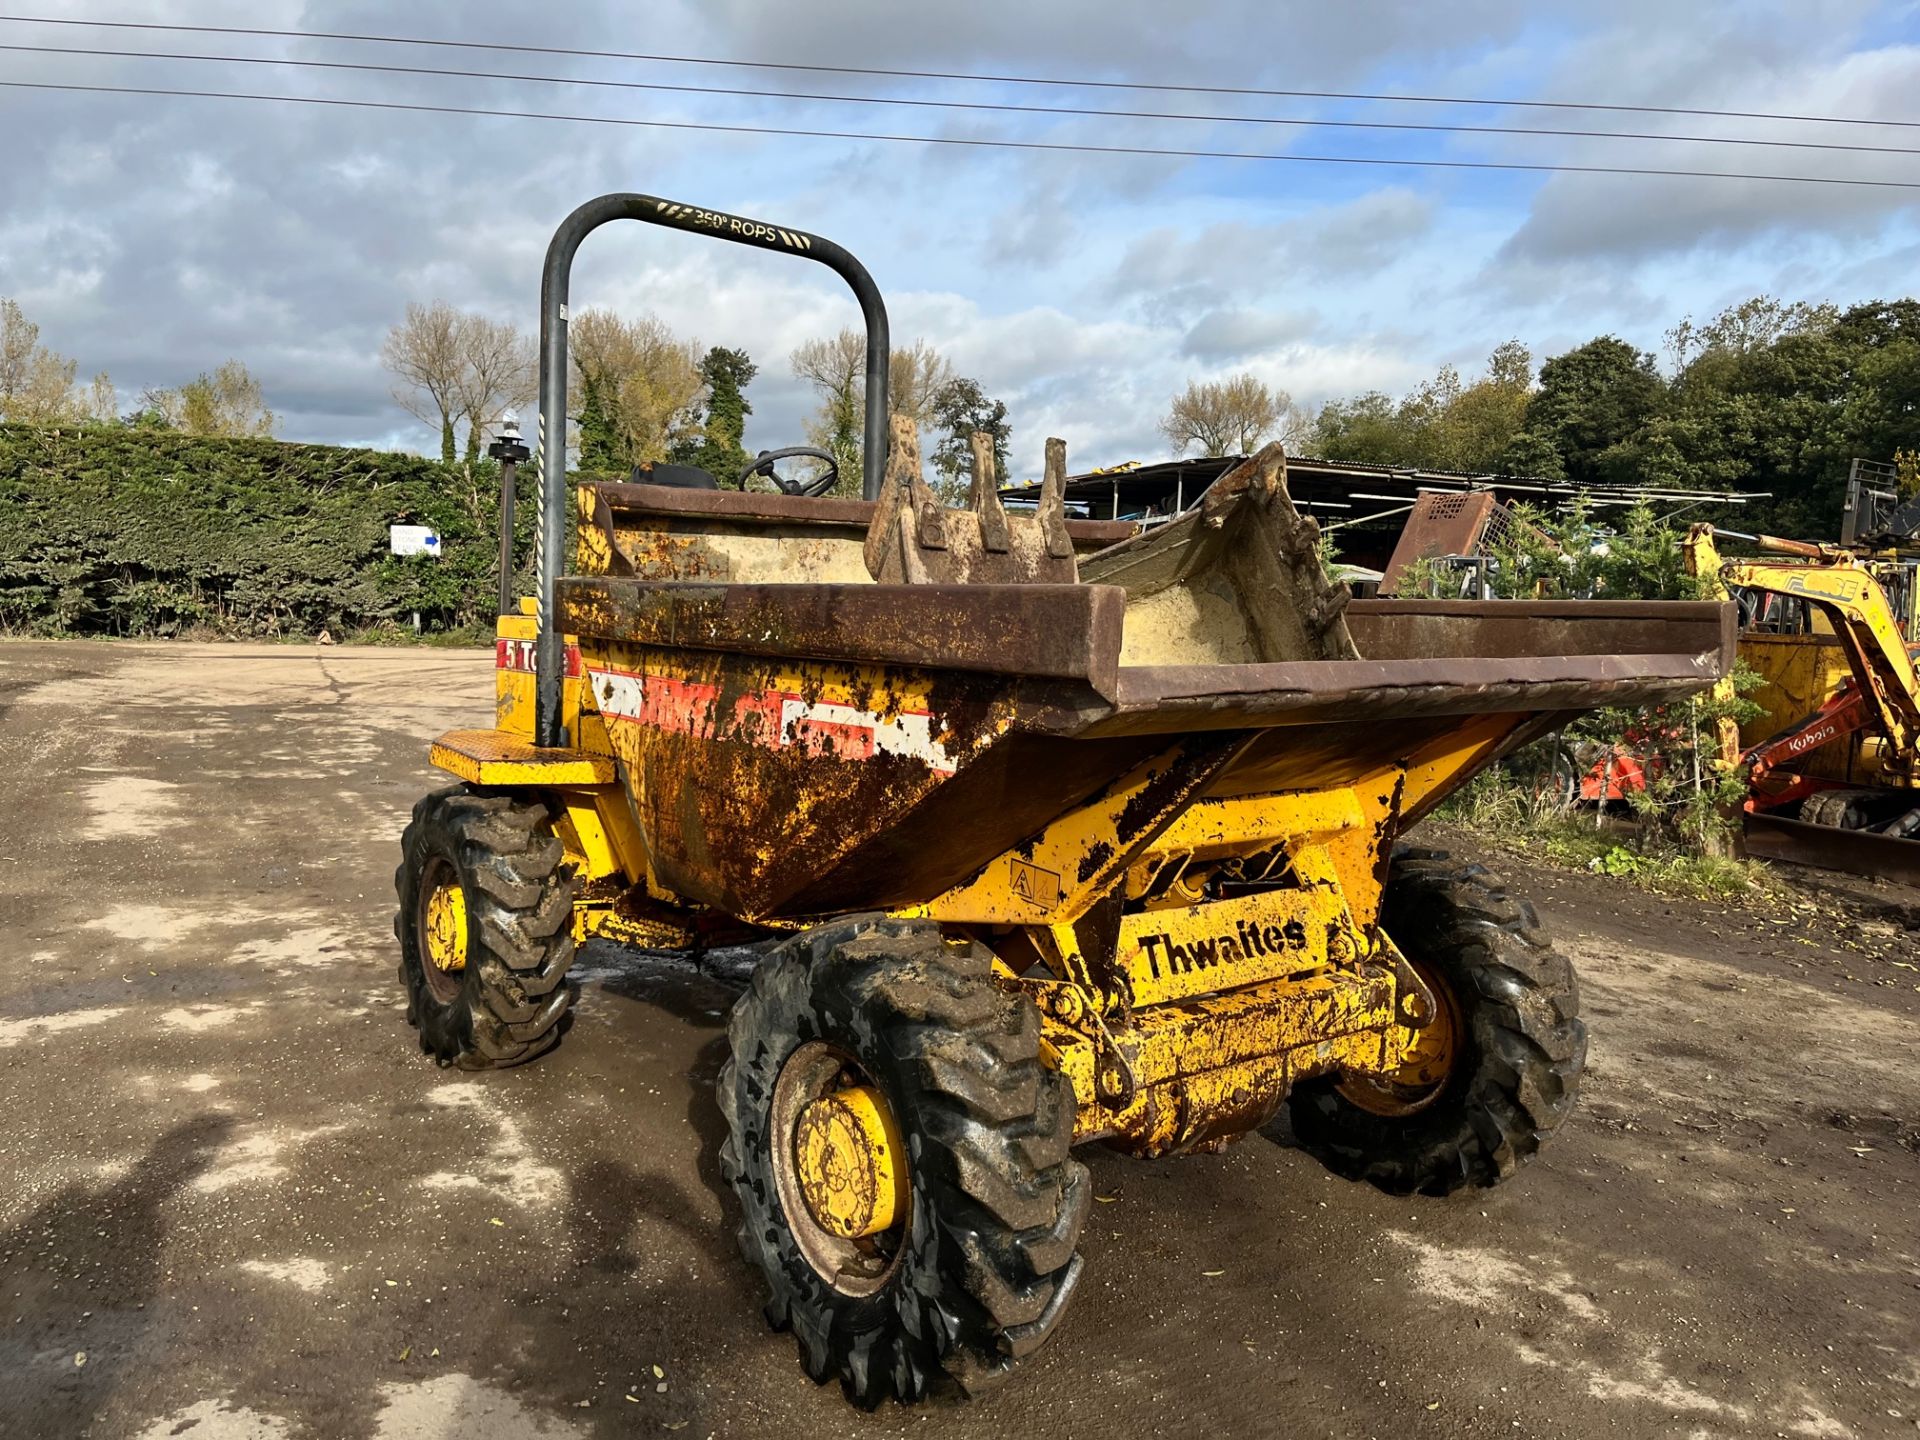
[1385,1230,1602,1323]
[371,1374,582,1438]
[419,1085,565,1210]
[585,668,643,721]
[588,665,958,772]
[180,1072,221,1092]
[425,1086,486,1113]
[780,696,958,773]
[241,1257,332,1293]
[83,775,184,840]
[0,1005,127,1048]
[134,1398,294,1439]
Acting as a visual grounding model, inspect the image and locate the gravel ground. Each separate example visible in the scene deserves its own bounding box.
[1,638,1916,1439]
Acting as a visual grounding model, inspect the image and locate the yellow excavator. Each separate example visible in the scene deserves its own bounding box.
[1684,524,1920,878]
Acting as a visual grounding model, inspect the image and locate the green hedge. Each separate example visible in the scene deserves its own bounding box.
[0,423,539,638]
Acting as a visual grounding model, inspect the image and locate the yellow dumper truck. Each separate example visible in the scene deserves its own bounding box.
[394,194,1735,1405]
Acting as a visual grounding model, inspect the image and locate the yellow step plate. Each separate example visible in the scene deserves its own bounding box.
[429,729,617,786]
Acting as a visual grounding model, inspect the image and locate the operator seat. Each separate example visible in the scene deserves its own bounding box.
[630,460,718,490]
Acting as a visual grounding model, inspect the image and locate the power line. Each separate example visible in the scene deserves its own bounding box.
[6,77,1918,190]
[5,39,1918,158]
[4,12,1916,133]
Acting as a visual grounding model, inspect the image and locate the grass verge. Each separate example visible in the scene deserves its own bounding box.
[1437,771,1782,903]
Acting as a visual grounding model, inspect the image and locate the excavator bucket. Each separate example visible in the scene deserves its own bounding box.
[1079,442,1357,665]
[864,416,1077,584]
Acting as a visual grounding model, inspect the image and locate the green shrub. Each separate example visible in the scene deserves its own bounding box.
[0,422,537,638]
[1401,499,1764,859]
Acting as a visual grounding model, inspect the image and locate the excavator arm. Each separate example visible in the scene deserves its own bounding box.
[1683,524,1920,778]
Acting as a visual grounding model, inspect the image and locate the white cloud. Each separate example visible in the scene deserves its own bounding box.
[0,0,1913,468]
[1181,308,1322,359]
[1498,34,1920,266]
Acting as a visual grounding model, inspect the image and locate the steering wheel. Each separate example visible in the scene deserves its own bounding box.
[738,446,838,497]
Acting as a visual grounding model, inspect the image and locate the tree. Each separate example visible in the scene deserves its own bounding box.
[1160,373,1288,457]
[790,331,952,493]
[671,346,757,481]
[575,372,621,472]
[889,339,954,429]
[81,372,117,425]
[0,298,32,404]
[1315,343,1534,473]
[1312,391,1411,464]
[144,360,275,438]
[1666,295,1838,371]
[1604,305,1859,534]
[568,307,704,470]
[381,301,466,462]
[791,329,865,490]
[1829,298,1920,353]
[0,297,86,424]
[1299,293,1920,540]
[930,376,1011,499]
[1424,341,1533,473]
[1524,337,1665,486]
[382,302,535,465]
[1494,429,1566,481]
[451,314,535,464]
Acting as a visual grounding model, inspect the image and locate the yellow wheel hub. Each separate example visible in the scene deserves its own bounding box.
[793,1085,907,1241]
[422,880,469,973]
[1391,996,1457,1091]
[1338,954,1461,1117]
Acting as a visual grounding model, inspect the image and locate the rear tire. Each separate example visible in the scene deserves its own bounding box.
[1288,846,1586,1195]
[393,785,579,1069]
[718,917,1088,1407]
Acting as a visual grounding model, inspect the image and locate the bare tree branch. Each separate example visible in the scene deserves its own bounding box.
[381,301,465,461]
[1160,374,1291,457]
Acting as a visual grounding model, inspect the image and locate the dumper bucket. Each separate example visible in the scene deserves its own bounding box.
[559,574,1730,923]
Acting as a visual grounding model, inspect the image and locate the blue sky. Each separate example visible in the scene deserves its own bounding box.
[2,0,1918,478]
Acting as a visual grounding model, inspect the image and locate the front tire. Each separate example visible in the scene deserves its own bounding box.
[1288,846,1586,1195]
[393,785,579,1069]
[718,918,1088,1406]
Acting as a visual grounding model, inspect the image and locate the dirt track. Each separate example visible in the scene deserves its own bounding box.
[2,639,1917,1439]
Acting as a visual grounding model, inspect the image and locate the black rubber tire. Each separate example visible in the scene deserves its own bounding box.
[1801,788,1891,831]
[1288,846,1586,1196]
[718,917,1089,1407]
[393,785,578,1069]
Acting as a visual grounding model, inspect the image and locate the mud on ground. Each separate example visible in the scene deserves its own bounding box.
[0,639,1916,1439]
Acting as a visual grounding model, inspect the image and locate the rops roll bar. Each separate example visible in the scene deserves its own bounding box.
[530,193,891,746]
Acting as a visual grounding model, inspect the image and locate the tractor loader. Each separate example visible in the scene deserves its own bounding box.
[394,193,1736,1406]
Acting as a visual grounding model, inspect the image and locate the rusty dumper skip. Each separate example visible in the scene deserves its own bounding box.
[394,194,1735,1406]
